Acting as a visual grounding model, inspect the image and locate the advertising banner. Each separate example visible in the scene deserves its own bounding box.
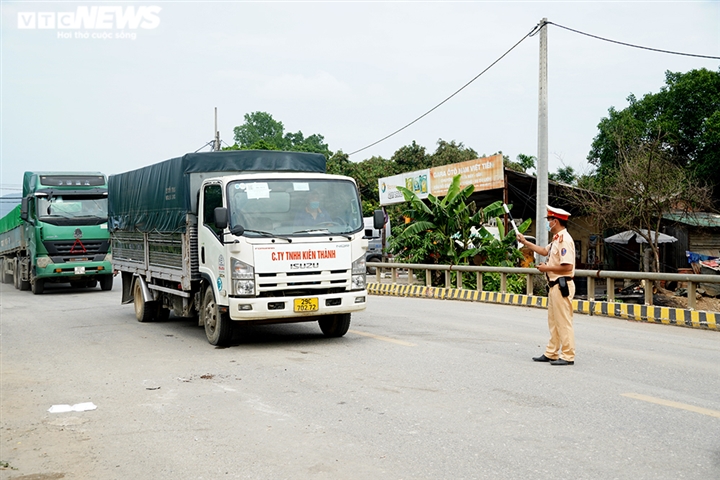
[429,154,504,196]
[378,169,430,206]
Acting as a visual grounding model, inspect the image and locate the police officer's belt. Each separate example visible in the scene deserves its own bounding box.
[547,276,574,288]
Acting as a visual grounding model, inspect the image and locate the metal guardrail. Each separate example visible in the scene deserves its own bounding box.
[367,261,720,310]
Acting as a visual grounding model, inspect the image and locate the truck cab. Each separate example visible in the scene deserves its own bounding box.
[198,174,368,327]
[0,172,113,294]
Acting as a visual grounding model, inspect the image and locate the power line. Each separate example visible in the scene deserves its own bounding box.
[348,20,717,160]
[547,21,720,60]
[347,21,545,157]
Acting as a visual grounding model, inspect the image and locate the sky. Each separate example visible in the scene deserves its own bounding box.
[2,1,719,196]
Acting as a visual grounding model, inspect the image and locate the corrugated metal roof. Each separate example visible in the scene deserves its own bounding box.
[663,212,720,228]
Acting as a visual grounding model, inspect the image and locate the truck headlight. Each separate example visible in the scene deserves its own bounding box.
[36,256,52,269]
[231,257,255,296]
[351,256,366,291]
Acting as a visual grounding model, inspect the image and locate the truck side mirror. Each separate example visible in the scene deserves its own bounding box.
[214,207,228,230]
[373,209,384,230]
[20,197,29,221]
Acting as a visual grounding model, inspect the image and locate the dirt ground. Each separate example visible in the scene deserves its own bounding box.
[654,289,720,312]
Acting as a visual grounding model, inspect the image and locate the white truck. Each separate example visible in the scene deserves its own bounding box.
[109,150,383,346]
[363,215,391,274]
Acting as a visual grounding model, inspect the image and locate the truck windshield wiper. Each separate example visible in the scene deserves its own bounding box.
[243,229,292,243]
[292,228,352,240]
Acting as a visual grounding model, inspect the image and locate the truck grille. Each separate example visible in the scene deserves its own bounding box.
[256,269,350,297]
[44,240,109,262]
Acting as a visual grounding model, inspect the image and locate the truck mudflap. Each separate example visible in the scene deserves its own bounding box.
[120,272,153,304]
[227,290,367,321]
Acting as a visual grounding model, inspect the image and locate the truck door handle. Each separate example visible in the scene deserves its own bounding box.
[201,246,205,264]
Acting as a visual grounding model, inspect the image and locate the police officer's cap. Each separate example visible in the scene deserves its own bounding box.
[546,205,571,221]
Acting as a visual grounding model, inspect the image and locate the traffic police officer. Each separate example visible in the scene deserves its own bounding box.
[517,205,576,366]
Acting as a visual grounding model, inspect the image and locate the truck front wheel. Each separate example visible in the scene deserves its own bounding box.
[100,275,113,291]
[31,275,44,295]
[134,280,156,322]
[202,286,233,346]
[366,255,382,275]
[319,313,351,338]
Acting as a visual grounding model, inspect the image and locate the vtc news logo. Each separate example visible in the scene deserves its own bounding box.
[18,6,161,30]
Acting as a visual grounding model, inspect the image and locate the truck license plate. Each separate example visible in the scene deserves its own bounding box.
[294,297,319,313]
[74,267,85,275]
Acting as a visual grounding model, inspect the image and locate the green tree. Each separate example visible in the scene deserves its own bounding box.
[429,139,478,167]
[326,150,351,176]
[230,111,333,158]
[588,68,720,195]
[576,131,713,272]
[549,166,577,185]
[233,111,286,149]
[350,156,398,216]
[505,153,536,174]
[391,141,429,172]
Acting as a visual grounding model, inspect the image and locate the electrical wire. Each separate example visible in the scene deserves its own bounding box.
[348,19,717,160]
[194,140,215,153]
[347,21,544,157]
[546,21,720,60]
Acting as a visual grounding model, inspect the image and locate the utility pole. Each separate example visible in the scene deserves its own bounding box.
[536,18,549,260]
[213,107,221,151]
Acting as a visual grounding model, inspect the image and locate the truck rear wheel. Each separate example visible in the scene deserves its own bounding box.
[319,313,351,338]
[1,260,12,284]
[13,261,19,289]
[15,259,29,291]
[202,286,233,346]
[134,280,156,322]
[100,275,113,291]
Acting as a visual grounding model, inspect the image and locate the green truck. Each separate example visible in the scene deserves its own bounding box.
[0,172,114,294]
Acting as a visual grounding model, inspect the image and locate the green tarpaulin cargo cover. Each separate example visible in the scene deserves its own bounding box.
[0,204,22,235]
[109,150,327,233]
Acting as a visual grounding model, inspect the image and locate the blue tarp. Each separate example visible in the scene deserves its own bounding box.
[686,251,719,264]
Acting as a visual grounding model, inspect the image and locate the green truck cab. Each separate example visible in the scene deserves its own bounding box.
[0,172,113,294]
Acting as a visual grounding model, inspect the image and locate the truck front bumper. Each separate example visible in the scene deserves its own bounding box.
[227,290,367,321]
[35,260,113,280]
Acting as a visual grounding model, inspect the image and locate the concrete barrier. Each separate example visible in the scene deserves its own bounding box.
[367,282,718,331]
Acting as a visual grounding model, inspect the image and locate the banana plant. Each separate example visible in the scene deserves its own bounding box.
[390,174,529,267]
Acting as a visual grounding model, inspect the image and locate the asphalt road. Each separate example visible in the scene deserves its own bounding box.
[1,282,719,479]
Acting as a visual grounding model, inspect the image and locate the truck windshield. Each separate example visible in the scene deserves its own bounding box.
[37,195,108,225]
[228,179,363,237]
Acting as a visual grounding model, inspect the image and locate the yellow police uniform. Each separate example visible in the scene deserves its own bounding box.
[545,227,576,362]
